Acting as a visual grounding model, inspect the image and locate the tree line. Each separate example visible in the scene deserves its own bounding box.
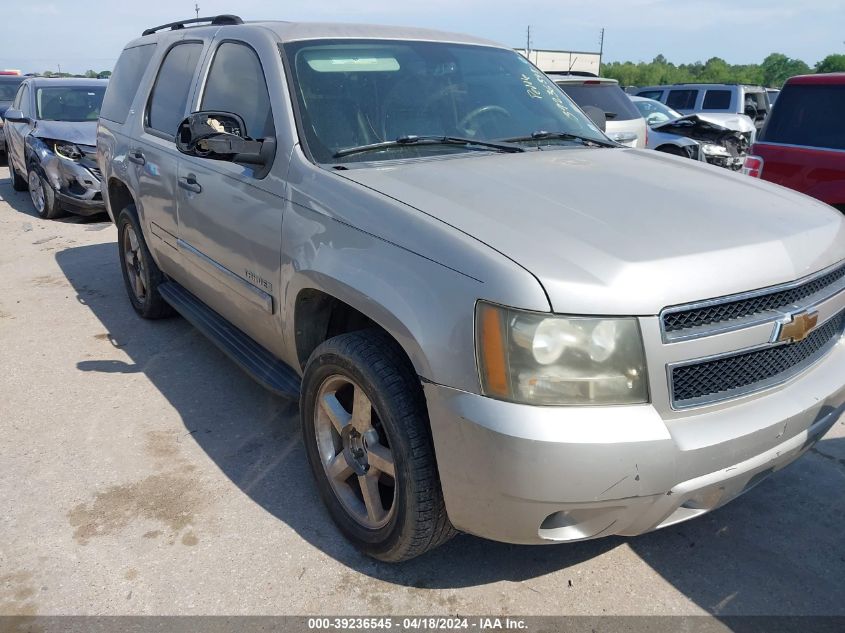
[35,70,112,79]
[601,53,845,88]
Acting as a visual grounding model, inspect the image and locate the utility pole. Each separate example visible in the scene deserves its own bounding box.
[598,28,605,75]
[195,3,200,19]
[526,25,531,62]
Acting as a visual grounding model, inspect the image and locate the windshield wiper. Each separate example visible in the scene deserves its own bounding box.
[501,130,618,148]
[333,134,524,158]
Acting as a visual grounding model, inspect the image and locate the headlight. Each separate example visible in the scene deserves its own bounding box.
[54,142,83,160]
[701,143,729,156]
[476,302,649,405]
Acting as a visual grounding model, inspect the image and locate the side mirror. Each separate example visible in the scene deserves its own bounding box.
[582,105,607,132]
[3,108,29,124]
[176,111,274,172]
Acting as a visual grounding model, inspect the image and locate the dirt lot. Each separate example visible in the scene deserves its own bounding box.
[1,161,844,618]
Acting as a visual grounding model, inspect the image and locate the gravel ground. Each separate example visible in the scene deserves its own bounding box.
[1,161,843,618]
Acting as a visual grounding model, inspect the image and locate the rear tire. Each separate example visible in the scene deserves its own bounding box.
[117,205,174,319]
[301,329,455,562]
[8,150,27,191]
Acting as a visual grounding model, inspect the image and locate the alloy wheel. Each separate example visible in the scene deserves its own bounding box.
[314,374,397,529]
[28,171,45,214]
[122,224,147,303]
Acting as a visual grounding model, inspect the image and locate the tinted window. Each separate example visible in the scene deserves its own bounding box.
[147,42,203,136]
[557,83,642,121]
[36,86,106,121]
[101,44,156,124]
[284,40,607,164]
[760,84,845,150]
[201,42,273,138]
[666,89,697,110]
[0,78,24,102]
[637,90,663,101]
[702,89,731,109]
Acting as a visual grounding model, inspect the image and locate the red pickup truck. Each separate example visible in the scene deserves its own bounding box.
[743,73,845,212]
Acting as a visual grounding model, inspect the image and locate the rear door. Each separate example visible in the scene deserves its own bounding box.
[131,37,207,269]
[175,32,288,355]
[753,82,845,208]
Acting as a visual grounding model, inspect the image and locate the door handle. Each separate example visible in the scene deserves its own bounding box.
[127,150,146,165]
[178,174,202,194]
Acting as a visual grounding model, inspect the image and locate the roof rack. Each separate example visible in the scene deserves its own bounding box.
[142,14,243,37]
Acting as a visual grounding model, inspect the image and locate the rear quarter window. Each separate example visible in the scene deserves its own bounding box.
[100,44,157,124]
[666,89,697,110]
[557,83,642,121]
[702,89,731,110]
[637,90,663,101]
[760,84,845,150]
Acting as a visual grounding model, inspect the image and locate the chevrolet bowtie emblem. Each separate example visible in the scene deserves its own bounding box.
[774,311,819,344]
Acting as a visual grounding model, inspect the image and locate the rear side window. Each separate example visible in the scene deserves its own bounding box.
[637,90,663,101]
[147,42,203,136]
[702,89,731,110]
[101,44,156,123]
[201,42,274,139]
[666,89,697,110]
[760,84,845,150]
[557,83,642,121]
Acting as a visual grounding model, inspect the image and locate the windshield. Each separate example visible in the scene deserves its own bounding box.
[632,98,681,126]
[283,40,607,163]
[35,86,106,122]
[554,83,643,121]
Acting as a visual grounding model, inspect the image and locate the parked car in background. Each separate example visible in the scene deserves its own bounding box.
[549,74,648,147]
[0,74,26,157]
[635,83,770,131]
[100,15,845,562]
[631,95,754,170]
[4,77,107,219]
[744,73,845,212]
[627,96,702,161]
[766,88,780,105]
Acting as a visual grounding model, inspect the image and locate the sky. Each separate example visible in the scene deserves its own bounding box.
[1,0,843,74]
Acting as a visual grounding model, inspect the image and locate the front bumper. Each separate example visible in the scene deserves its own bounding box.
[424,342,845,545]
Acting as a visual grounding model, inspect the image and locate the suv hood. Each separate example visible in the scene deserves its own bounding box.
[340,149,845,315]
[31,120,96,147]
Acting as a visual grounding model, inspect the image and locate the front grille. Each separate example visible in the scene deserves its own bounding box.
[671,311,844,408]
[663,262,845,335]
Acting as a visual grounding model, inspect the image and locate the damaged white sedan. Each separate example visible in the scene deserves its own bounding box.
[3,78,107,219]
[631,95,755,170]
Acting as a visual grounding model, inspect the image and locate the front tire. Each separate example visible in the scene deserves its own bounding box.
[301,329,455,562]
[27,167,64,219]
[117,205,174,319]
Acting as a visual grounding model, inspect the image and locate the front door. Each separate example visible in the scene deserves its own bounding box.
[176,37,286,356]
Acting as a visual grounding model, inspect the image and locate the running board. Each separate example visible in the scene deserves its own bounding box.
[158,282,301,399]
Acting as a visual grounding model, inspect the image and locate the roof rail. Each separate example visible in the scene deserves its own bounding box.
[142,14,243,36]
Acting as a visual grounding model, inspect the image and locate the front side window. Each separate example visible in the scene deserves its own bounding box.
[35,86,106,121]
[12,84,26,109]
[147,42,203,136]
[201,42,274,139]
[283,40,607,163]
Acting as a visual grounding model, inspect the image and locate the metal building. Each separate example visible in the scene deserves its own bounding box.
[516,49,602,75]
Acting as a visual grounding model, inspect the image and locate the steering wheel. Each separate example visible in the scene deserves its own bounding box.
[457,105,511,135]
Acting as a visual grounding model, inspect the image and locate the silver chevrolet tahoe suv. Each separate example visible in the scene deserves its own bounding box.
[97,15,845,562]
